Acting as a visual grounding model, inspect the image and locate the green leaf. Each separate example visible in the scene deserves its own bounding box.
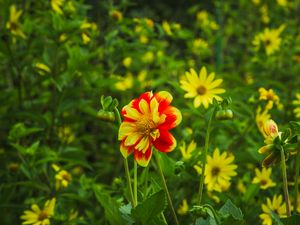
[93,185,124,225]
[269,210,284,225]
[119,204,135,225]
[219,199,244,221]
[8,123,43,142]
[131,190,166,225]
[281,214,300,225]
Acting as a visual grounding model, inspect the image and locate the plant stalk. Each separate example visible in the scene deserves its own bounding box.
[197,108,215,205]
[115,107,135,208]
[154,150,179,225]
[134,161,138,207]
[280,147,291,216]
[294,149,300,214]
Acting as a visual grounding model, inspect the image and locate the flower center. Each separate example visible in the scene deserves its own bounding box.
[62,172,71,182]
[136,116,159,140]
[197,85,207,95]
[260,179,267,186]
[38,211,49,221]
[9,22,18,31]
[266,93,275,101]
[265,38,271,46]
[211,166,220,176]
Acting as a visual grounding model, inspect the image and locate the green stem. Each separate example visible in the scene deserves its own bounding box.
[197,108,216,205]
[294,149,300,214]
[203,204,220,225]
[161,212,168,225]
[280,147,291,216]
[115,107,135,208]
[154,151,179,225]
[134,161,138,206]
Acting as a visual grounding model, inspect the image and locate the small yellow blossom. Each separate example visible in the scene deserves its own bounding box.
[110,10,123,21]
[193,164,202,175]
[193,38,209,52]
[80,20,97,31]
[196,11,218,30]
[252,0,261,5]
[52,164,72,190]
[162,21,173,36]
[277,0,287,7]
[258,87,280,110]
[260,195,286,225]
[245,74,254,85]
[82,33,91,44]
[179,140,197,161]
[252,167,276,189]
[34,63,51,76]
[142,51,154,64]
[237,180,247,194]
[21,198,56,225]
[51,0,64,15]
[6,5,26,38]
[122,57,132,68]
[139,35,149,44]
[256,106,271,136]
[180,67,225,109]
[177,199,189,215]
[58,126,75,144]
[260,5,270,24]
[145,18,154,28]
[253,25,285,55]
[293,93,300,118]
[205,148,237,192]
[114,73,133,91]
[59,33,67,42]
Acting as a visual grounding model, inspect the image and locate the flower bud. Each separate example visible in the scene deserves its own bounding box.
[262,119,278,138]
[215,109,233,120]
[97,110,115,122]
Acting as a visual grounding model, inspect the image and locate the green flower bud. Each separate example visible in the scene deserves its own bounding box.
[215,109,233,120]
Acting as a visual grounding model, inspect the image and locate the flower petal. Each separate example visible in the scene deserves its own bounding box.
[134,146,152,167]
[153,130,176,152]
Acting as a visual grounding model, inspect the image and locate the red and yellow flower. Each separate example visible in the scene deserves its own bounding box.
[118,91,182,167]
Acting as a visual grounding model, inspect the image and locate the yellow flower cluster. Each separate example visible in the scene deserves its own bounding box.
[260,195,286,225]
[52,164,72,190]
[6,5,26,39]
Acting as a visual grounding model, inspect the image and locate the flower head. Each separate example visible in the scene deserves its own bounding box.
[177,199,189,216]
[52,164,72,190]
[252,167,276,189]
[179,140,197,161]
[51,0,65,15]
[205,148,237,192]
[6,5,26,38]
[118,91,182,167]
[260,195,286,225]
[21,198,56,225]
[256,106,271,136]
[258,88,280,110]
[180,67,225,109]
[292,93,300,118]
[253,25,285,55]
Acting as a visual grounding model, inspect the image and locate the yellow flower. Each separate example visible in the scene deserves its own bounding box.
[277,0,287,7]
[292,93,300,118]
[142,51,154,64]
[258,87,280,110]
[110,10,123,21]
[260,195,286,225]
[205,148,237,192]
[179,140,197,161]
[260,5,270,24]
[20,198,56,225]
[51,0,64,15]
[81,33,91,44]
[180,67,225,109]
[52,164,72,190]
[80,20,97,31]
[59,33,67,42]
[252,167,276,189]
[256,106,271,136]
[57,126,75,144]
[114,73,133,91]
[34,63,51,76]
[196,11,218,30]
[122,57,132,68]
[192,38,209,53]
[253,25,285,55]
[177,199,189,215]
[236,180,246,194]
[162,21,172,36]
[6,5,26,38]
[252,0,261,5]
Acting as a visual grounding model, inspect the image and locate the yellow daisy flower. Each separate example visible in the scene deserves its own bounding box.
[180,67,225,109]
[260,195,286,225]
[6,5,26,38]
[252,167,276,189]
[20,198,56,225]
[258,88,280,110]
[51,0,65,15]
[292,93,300,118]
[177,199,189,215]
[52,164,72,190]
[205,148,237,192]
[179,140,197,161]
[253,25,285,55]
[256,106,271,136]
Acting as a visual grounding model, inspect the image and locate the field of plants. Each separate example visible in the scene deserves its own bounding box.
[1,0,300,224]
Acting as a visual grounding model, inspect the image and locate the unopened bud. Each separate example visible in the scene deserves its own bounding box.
[215,109,233,120]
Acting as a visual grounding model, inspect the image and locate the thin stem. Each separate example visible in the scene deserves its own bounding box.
[197,108,216,205]
[124,158,136,208]
[115,107,135,208]
[203,204,220,225]
[161,212,168,225]
[294,149,300,214]
[134,161,138,207]
[154,151,179,225]
[280,147,291,216]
